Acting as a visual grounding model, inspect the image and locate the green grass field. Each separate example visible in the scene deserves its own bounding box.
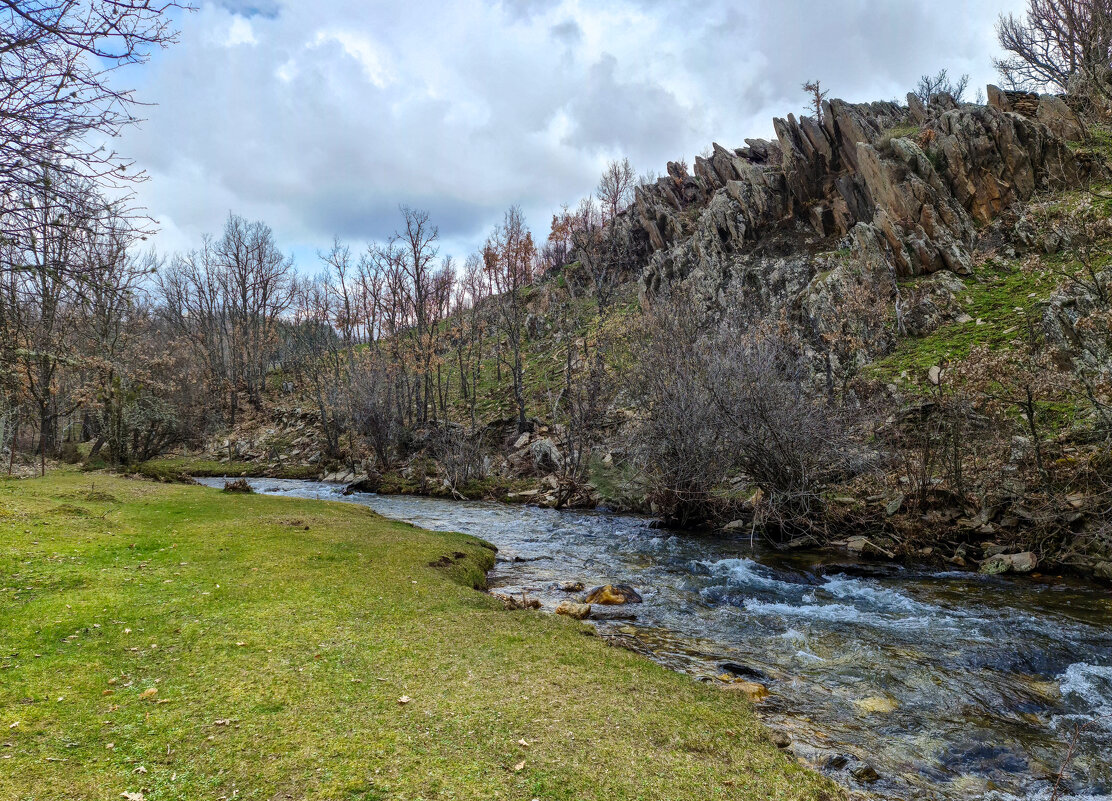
[0,471,836,801]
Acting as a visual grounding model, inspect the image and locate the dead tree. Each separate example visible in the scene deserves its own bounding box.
[996,0,1112,99]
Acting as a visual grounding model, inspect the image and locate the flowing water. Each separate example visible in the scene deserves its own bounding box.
[198,478,1112,801]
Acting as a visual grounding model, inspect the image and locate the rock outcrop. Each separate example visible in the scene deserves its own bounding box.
[631,90,1089,340]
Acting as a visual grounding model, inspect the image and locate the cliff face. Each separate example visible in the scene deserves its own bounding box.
[631,90,1090,326]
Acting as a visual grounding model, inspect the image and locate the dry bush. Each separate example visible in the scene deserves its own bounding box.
[629,290,873,534]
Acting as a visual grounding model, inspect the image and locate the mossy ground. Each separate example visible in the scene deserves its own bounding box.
[871,256,1066,381]
[129,457,322,482]
[0,471,835,801]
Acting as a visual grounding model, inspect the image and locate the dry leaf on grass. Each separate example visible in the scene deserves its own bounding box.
[138,688,157,701]
[397,695,411,705]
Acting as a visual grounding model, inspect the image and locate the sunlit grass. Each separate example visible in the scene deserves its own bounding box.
[0,471,836,801]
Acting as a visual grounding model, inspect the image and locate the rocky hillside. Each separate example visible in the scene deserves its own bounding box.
[628,90,1094,346]
[620,89,1110,401]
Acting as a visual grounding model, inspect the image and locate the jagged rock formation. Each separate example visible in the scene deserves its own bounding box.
[633,90,1089,321]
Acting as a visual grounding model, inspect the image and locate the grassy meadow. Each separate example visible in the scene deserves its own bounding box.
[0,471,836,801]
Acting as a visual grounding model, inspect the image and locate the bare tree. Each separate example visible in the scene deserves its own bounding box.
[0,1,187,244]
[914,68,970,104]
[453,254,488,428]
[802,79,828,122]
[596,158,636,222]
[365,207,446,424]
[156,213,293,427]
[484,206,535,434]
[568,195,639,312]
[287,273,346,458]
[995,0,1112,97]
[0,170,101,469]
[627,294,732,526]
[550,296,609,508]
[216,213,294,413]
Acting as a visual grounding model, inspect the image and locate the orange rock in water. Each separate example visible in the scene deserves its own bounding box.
[583,584,642,605]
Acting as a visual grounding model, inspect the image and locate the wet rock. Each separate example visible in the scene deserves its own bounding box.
[845,536,896,559]
[817,563,903,580]
[583,584,643,605]
[851,764,881,783]
[343,474,381,495]
[555,580,585,592]
[824,754,850,770]
[979,551,1038,575]
[555,600,591,620]
[589,608,637,621]
[718,661,769,681]
[941,740,1029,775]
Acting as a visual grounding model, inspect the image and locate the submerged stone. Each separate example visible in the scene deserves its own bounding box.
[584,584,643,605]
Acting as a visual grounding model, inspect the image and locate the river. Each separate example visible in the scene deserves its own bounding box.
[197,478,1112,801]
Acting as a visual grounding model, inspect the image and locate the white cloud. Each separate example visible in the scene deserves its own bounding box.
[311,30,394,89]
[224,16,258,46]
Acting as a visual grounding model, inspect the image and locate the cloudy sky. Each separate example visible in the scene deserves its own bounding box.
[118,0,1026,267]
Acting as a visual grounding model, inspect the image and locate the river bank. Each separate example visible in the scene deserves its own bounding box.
[134,452,1112,588]
[0,470,835,801]
[219,478,1112,801]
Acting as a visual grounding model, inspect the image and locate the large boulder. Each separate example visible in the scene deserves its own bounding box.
[529,438,563,474]
[1037,94,1085,141]
[583,584,643,605]
[980,551,1038,575]
[343,473,382,495]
